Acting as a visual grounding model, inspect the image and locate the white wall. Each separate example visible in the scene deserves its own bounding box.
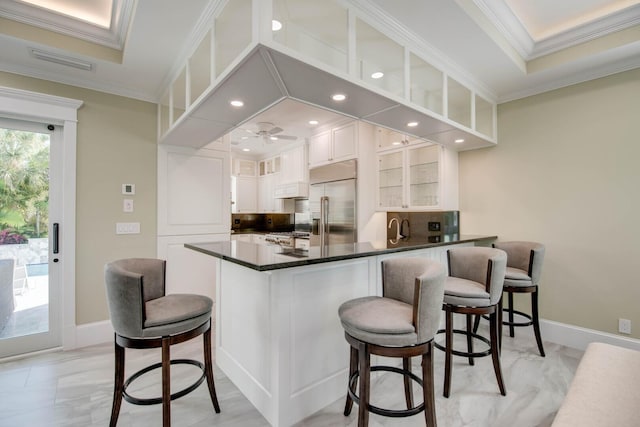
[459,68,640,339]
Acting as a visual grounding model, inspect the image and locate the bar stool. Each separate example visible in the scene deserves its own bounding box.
[338,257,446,427]
[104,258,221,427]
[435,246,507,398]
[493,241,546,356]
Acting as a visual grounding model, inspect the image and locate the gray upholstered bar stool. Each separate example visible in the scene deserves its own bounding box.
[338,257,446,427]
[104,258,221,427]
[493,241,546,356]
[435,246,507,398]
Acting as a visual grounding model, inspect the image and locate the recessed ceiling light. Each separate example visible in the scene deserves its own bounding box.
[242,148,251,152]
[392,141,402,146]
[309,120,319,125]
[332,94,346,101]
[371,71,384,79]
[454,138,465,143]
[270,136,278,141]
[272,20,283,31]
[407,121,418,127]
[230,100,244,107]
[241,136,249,140]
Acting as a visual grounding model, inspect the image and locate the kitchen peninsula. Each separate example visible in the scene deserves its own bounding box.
[186,234,495,427]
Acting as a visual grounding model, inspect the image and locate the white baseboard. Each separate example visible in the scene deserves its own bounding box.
[67,318,640,353]
[540,319,640,352]
[74,320,113,348]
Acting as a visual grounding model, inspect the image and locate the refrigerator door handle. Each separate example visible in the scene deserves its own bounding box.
[320,196,329,247]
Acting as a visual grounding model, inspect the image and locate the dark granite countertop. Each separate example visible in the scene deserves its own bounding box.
[186,234,497,272]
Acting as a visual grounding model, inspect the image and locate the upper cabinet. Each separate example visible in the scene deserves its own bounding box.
[377,142,457,211]
[309,122,357,167]
[376,128,424,151]
[232,158,257,177]
[157,0,497,151]
[280,145,308,184]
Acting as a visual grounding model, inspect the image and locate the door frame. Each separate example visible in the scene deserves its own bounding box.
[0,86,82,351]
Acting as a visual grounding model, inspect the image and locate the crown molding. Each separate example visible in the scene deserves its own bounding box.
[473,0,640,60]
[0,0,135,50]
[0,61,155,103]
[530,4,640,59]
[498,53,640,103]
[471,0,533,59]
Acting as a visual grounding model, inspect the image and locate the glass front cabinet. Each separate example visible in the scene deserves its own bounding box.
[377,143,441,210]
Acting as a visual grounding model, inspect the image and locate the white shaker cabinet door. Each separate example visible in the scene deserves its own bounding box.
[158,144,230,235]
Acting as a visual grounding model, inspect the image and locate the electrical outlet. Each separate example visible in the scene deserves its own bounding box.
[618,318,631,334]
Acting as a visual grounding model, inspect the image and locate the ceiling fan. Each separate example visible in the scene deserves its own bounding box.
[246,122,298,143]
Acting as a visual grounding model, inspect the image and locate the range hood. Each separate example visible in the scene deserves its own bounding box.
[274,182,309,199]
[159,45,495,152]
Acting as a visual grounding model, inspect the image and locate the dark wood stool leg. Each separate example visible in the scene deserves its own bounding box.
[357,341,370,427]
[402,357,414,409]
[203,326,221,413]
[422,343,437,427]
[507,292,515,337]
[472,314,481,334]
[531,288,545,357]
[489,310,506,396]
[466,314,474,366]
[344,345,358,416]
[109,337,125,427]
[443,306,453,398]
[498,297,503,353]
[162,337,171,427]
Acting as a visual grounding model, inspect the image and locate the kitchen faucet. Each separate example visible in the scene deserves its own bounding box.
[400,218,410,238]
[388,217,402,242]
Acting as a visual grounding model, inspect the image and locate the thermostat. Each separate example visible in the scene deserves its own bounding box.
[122,184,135,195]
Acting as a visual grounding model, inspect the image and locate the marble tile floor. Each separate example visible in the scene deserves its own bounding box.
[0,326,583,427]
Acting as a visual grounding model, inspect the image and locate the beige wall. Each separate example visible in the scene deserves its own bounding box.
[459,68,640,338]
[0,72,157,325]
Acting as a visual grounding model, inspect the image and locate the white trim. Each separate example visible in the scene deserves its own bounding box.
[75,320,113,348]
[541,319,640,352]
[0,0,134,50]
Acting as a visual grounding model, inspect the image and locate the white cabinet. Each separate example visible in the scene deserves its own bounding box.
[258,173,283,213]
[231,176,257,213]
[377,143,442,210]
[280,145,308,184]
[230,233,252,242]
[157,144,230,235]
[259,156,281,176]
[309,122,357,167]
[232,158,256,176]
[376,127,423,151]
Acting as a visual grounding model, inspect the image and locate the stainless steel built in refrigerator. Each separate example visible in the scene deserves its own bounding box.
[309,159,357,246]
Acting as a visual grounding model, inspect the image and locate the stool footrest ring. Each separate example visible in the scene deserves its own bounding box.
[123,359,206,406]
[348,366,425,418]
[434,328,492,358]
[502,309,533,327]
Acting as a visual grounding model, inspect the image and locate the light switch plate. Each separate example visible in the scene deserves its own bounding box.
[123,199,134,212]
[116,222,140,234]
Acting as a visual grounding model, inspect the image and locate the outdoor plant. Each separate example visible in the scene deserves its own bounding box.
[0,228,28,244]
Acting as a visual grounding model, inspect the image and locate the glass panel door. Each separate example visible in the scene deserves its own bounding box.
[408,144,439,208]
[378,151,404,208]
[0,118,61,358]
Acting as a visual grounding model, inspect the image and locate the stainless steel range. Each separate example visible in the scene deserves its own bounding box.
[264,231,310,249]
